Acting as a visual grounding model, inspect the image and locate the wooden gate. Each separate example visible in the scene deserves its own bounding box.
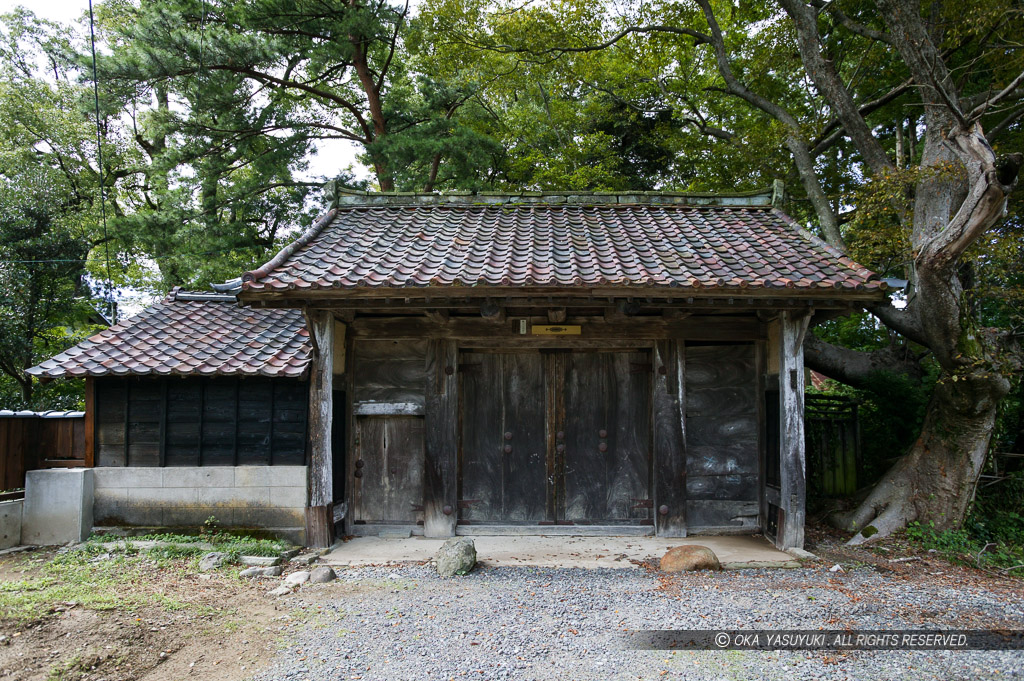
[805,394,859,496]
[458,350,652,526]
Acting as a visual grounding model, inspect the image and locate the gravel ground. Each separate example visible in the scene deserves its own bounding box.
[254,564,1024,681]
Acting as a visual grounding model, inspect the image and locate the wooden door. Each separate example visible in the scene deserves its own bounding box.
[459,353,548,523]
[562,351,652,524]
[459,349,652,526]
[684,344,759,530]
[352,416,425,525]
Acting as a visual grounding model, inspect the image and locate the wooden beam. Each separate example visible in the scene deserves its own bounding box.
[423,339,457,537]
[83,377,95,468]
[776,310,808,550]
[653,340,687,537]
[349,315,764,341]
[306,310,335,548]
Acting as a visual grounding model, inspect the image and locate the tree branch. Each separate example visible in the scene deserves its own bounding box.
[779,0,894,175]
[804,332,926,388]
[694,0,845,248]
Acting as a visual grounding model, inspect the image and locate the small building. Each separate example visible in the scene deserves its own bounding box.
[29,190,885,549]
[29,289,312,542]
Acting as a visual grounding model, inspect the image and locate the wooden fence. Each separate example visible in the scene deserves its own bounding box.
[805,394,860,497]
[0,411,87,492]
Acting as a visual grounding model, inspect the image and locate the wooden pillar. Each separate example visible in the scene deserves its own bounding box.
[423,339,457,537]
[653,340,687,537]
[777,310,809,550]
[84,378,95,468]
[306,310,334,548]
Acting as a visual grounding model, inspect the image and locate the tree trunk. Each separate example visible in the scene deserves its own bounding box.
[834,368,1010,543]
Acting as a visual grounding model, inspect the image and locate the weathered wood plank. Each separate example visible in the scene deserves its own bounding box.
[685,500,760,530]
[686,474,759,501]
[423,339,457,537]
[353,402,424,416]
[84,378,95,468]
[653,340,687,536]
[306,310,334,548]
[350,315,764,341]
[777,310,809,550]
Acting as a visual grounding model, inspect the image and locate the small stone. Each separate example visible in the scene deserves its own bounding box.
[267,585,292,597]
[435,537,476,577]
[829,564,844,573]
[660,545,721,572]
[198,552,229,572]
[290,553,319,566]
[786,548,818,562]
[239,555,282,567]
[310,567,337,584]
[280,548,301,560]
[284,571,311,586]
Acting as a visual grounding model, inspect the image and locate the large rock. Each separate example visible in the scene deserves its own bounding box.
[660,545,721,572]
[435,537,476,577]
[310,566,337,583]
[199,552,229,572]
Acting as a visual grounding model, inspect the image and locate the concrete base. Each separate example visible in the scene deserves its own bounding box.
[0,500,22,550]
[23,469,94,545]
[322,534,798,569]
[92,466,306,544]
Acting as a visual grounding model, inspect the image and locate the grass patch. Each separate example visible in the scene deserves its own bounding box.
[90,530,291,562]
[0,549,190,621]
[905,521,1024,575]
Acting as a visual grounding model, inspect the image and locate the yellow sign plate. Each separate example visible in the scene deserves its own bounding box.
[531,325,582,336]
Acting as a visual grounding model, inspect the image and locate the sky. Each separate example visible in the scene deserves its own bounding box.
[0,0,369,182]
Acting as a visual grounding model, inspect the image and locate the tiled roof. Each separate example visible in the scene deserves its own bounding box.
[240,204,882,295]
[27,290,311,379]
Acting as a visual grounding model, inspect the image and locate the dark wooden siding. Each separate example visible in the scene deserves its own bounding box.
[95,377,308,467]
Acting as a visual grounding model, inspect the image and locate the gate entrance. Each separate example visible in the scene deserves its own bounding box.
[458,350,652,526]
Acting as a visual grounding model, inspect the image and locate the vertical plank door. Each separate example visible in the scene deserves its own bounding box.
[562,351,652,523]
[459,352,548,523]
[352,416,425,524]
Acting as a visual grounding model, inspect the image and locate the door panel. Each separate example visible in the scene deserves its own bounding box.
[353,416,424,524]
[459,353,548,522]
[684,344,759,528]
[562,352,652,523]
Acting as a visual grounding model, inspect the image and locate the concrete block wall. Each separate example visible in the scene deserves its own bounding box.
[93,466,307,542]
